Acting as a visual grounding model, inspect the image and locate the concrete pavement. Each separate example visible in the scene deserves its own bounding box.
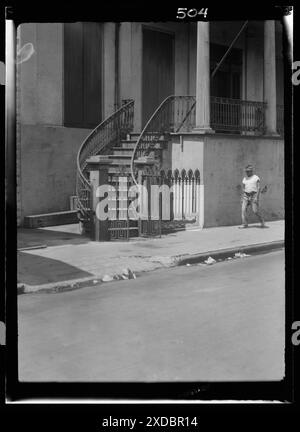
[17,220,284,294]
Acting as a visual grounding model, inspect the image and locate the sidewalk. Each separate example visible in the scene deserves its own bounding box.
[17,220,284,293]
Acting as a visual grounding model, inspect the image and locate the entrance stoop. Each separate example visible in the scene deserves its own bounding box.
[23,210,78,228]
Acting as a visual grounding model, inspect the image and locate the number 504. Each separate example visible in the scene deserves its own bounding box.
[176,8,208,19]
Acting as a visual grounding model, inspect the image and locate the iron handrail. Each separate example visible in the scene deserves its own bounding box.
[130,95,196,184]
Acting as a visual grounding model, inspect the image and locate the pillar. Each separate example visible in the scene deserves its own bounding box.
[264,20,278,135]
[195,22,213,133]
[86,156,112,241]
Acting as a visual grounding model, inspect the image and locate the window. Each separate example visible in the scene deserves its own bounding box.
[64,22,103,128]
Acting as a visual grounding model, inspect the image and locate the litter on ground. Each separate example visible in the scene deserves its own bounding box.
[204,256,216,265]
[234,252,250,258]
[102,274,114,282]
[121,268,136,279]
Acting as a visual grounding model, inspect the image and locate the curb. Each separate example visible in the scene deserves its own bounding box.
[177,240,285,266]
[18,240,284,295]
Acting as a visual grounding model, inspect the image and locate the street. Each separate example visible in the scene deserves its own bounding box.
[18,250,285,382]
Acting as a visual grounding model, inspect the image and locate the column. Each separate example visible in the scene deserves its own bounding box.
[194,22,213,133]
[264,20,278,135]
[86,156,113,241]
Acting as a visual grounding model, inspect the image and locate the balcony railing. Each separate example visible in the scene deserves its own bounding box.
[210,97,266,134]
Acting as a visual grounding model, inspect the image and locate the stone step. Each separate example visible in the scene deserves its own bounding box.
[108,154,131,159]
[108,166,132,174]
[112,147,134,156]
[109,176,135,183]
[24,210,78,228]
[114,142,168,153]
[119,141,137,149]
[107,157,132,165]
[128,133,141,139]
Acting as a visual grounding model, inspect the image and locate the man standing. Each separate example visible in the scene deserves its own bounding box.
[240,165,266,228]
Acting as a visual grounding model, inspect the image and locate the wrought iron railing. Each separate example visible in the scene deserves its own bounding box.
[211,96,266,134]
[76,100,134,225]
[130,95,196,181]
[138,168,201,237]
[277,104,284,136]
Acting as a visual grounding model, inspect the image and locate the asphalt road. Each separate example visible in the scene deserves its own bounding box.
[18,250,285,382]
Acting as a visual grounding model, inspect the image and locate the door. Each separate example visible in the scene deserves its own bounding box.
[142,29,175,128]
[210,44,242,131]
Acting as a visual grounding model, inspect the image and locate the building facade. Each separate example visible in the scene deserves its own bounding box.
[17,20,284,228]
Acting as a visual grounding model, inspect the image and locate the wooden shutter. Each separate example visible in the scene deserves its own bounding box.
[83,23,102,127]
[64,22,102,128]
[64,22,84,126]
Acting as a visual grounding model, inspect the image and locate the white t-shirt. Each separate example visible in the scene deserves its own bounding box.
[242,174,260,193]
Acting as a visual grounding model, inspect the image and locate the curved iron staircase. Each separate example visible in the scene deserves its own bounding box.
[76,99,134,232]
[76,96,196,237]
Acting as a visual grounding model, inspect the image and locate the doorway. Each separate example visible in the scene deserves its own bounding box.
[142,28,175,128]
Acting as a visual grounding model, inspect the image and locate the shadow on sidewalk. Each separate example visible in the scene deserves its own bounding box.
[18,227,90,250]
[18,252,93,286]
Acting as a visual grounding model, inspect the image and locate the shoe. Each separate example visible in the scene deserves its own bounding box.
[260,223,268,228]
[238,225,248,229]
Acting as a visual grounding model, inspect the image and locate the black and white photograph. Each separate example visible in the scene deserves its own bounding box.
[3,4,296,408]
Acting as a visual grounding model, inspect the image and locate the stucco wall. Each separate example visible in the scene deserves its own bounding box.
[169,135,204,177]
[202,134,284,226]
[170,134,284,227]
[18,23,63,126]
[19,125,90,220]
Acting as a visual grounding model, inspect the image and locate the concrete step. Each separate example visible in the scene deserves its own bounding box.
[120,139,167,147]
[128,133,141,139]
[108,167,132,174]
[107,157,132,165]
[109,176,135,183]
[119,141,137,149]
[112,147,134,156]
[24,210,78,228]
[108,154,131,160]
